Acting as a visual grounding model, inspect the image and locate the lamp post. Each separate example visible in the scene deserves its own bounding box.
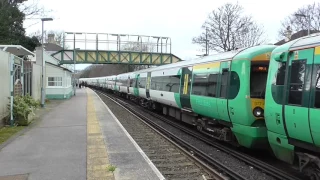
[295,13,311,36]
[73,48,80,96]
[40,18,53,108]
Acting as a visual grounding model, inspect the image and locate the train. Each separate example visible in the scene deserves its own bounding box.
[80,33,320,179]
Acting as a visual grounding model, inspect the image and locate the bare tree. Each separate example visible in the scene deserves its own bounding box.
[18,0,52,20]
[192,3,265,53]
[29,30,65,46]
[121,42,153,71]
[278,2,320,39]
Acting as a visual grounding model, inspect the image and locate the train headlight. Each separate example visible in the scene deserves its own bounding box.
[253,107,264,117]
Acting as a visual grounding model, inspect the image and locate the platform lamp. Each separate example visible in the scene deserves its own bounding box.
[73,48,80,96]
[40,17,53,108]
[295,13,311,36]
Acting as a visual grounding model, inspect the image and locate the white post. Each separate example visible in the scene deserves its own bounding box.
[41,20,45,107]
[10,55,14,126]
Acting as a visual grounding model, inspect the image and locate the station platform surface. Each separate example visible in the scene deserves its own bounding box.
[0,88,164,180]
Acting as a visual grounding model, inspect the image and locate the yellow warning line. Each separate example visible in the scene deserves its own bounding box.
[86,89,114,180]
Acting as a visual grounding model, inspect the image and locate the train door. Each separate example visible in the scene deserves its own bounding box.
[309,47,320,147]
[283,48,314,144]
[180,66,192,109]
[217,61,231,122]
[146,72,151,99]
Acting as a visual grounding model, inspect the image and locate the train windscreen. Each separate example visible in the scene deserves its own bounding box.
[250,63,269,99]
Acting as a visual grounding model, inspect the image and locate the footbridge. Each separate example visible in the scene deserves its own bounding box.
[51,32,182,65]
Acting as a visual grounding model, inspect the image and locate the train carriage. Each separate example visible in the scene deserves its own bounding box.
[265,33,320,178]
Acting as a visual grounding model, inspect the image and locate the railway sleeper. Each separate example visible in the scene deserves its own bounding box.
[297,152,320,180]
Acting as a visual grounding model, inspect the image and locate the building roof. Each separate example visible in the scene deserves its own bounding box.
[0,45,35,56]
[275,30,320,45]
[43,43,63,52]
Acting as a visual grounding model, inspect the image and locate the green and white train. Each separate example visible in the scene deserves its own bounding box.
[80,33,320,179]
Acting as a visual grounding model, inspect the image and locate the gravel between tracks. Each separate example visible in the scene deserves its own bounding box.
[98,93,275,180]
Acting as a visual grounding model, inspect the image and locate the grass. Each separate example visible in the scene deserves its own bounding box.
[107,164,117,173]
[0,126,25,145]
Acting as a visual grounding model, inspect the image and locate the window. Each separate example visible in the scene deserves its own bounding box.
[314,65,320,108]
[229,71,240,99]
[151,75,180,93]
[219,69,229,98]
[272,62,287,104]
[139,77,146,88]
[192,74,217,97]
[48,77,62,87]
[192,74,208,96]
[250,65,268,98]
[276,62,287,85]
[288,60,306,105]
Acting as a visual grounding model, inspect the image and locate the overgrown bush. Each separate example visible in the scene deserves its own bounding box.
[5,95,40,126]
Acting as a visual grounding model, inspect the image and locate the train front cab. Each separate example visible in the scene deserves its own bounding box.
[265,35,320,179]
[226,45,276,149]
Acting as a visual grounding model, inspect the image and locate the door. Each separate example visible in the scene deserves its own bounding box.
[217,61,231,122]
[284,48,314,144]
[309,47,320,148]
[180,67,192,109]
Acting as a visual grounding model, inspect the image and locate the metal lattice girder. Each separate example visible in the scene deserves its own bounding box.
[52,50,181,65]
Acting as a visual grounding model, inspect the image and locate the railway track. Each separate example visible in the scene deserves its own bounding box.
[95,90,236,180]
[95,89,304,180]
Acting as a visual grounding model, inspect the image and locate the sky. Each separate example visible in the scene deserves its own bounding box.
[23,0,317,70]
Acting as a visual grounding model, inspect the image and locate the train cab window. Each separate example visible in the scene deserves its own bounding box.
[276,62,286,85]
[288,60,306,105]
[250,65,268,98]
[219,69,229,98]
[314,65,320,108]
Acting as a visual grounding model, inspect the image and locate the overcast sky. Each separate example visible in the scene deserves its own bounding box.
[24,0,316,70]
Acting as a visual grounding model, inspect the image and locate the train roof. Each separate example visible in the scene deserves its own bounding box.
[133,44,276,73]
[272,33,320,54]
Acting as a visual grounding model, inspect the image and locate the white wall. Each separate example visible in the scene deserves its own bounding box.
[0,51,10,121]
[32,64,42,101]
[45,63,73,98]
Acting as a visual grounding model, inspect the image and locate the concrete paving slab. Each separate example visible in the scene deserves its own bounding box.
[0,89,87,180]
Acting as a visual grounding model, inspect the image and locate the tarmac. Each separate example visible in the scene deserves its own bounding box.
[0,88,163,180]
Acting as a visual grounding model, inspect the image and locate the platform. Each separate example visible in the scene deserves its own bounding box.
[0,88,164,180]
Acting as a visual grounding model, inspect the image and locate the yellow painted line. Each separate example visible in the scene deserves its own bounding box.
[86,89,114,180]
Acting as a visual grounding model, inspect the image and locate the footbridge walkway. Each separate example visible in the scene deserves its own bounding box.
[51,32,182,65]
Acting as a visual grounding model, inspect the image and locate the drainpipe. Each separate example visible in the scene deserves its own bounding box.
[10,55,14,126]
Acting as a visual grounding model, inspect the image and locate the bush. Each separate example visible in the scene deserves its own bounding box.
[6,95,40,126]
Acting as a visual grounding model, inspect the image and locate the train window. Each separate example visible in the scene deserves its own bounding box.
[271,62,287,104]
[314,65,320,108]
[276,62,287,85]
[192,74,208,96]
[207,74,218,97]
[169,75,180,93]
[229,71,240,99]
[288,60,306,105]
[219,69,229,98]
[151,76,180,93]
[139,77,146,88]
